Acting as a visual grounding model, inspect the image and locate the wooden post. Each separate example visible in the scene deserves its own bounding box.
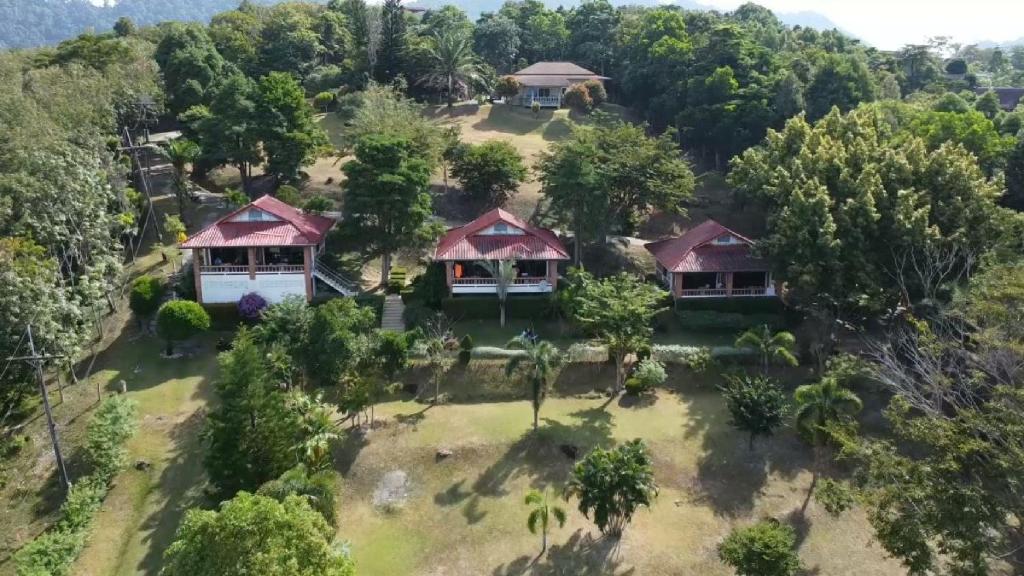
[445,261,454,292]
[673,273,683,298]
[303,246,314,301]
[247,247,256,280]
[193,249,203,304]
[546,260,558,290]
[725,272,734,296]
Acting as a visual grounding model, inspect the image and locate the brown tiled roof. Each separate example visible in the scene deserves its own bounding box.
[434,208,569,261]
[510,61,608,86]
[644,220,768,273]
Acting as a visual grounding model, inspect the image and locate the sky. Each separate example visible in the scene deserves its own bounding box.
[697,0,1024,50]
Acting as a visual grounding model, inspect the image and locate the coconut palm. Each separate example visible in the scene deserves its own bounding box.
[794,377,862,506]
[505,336,563,430]
[160,138,201,223]
[420,30,487,109]
[478,259,517,326]
[525,488,567,554]
[735,324,798,374]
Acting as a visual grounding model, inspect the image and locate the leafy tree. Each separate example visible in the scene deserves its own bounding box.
[583,79,607,106]
[129,275,164,326]
[505,336,562,430]
[536,129,604,264]
[773,71,804,120]
[566,439,658,537]
[905,110,1014,174]
[718,519,800,576]
[423,335,453,404]
[805,54,876,120]
[314,91,335,112]
[209,8,263,75]
[342,83,442,164]
[569,272,666,392]
[376,0,406,82]
[625,358,666,395]
[258,465,338,527]
[734,324,798,374]
[113,17,136,37]
[156,300,210,355]
[257,4,322,78]
[304,297,376,387]
[154,23,228,115]
[342,135,439,283]
[525,488,567,554]
[566,0,619,74]
[975,90,1001,120]
[375,330,413,381]
[420,30,486,109]
[720,374,787,450]
[563,83,593,113]
[473,15,520,73]
[450,140,527,206]
[476,259,517,326]
[160,138,201,221]
[303,195,333,214]
[1006,136,1024,211]
[255,72,328,182]
[204,328,304,495]
[181,73,261,191]
[162,493,355,576]
[494,75,523,104]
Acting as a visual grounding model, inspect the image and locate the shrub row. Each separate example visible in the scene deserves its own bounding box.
[441,296,556,321]
[674,297,786,314]
[15,396,137,576]
[676,310,786,330]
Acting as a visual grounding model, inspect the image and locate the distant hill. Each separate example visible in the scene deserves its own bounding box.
[0,0,844,50]
[976,37,1024,49]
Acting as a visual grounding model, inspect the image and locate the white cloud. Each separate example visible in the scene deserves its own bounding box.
[696,0,1024,50]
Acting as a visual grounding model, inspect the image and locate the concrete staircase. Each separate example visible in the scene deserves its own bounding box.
[381,295,406,331]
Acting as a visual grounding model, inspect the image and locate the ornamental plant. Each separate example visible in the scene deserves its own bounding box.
[238,292,268,321]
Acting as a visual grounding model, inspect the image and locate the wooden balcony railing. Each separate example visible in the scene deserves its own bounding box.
[527,96,561,107]
[452,276,549,286]
[679,286,768,298]
[201,264,304,275]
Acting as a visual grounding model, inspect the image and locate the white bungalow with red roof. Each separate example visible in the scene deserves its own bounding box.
[433,209,569,295]
[645,220,776,299]
[181,195,356,305]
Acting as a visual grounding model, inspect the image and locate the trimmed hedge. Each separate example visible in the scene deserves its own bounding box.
[676,310,785,331]
[441,295,555,321]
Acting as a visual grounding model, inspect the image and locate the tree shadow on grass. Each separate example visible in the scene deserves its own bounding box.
[136,408,212,575]
[332,428,370,477]
[491,530,634,576]
[471,407,614,499]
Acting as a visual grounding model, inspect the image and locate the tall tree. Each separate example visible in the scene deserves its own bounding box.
[420,30,486,108]
[376,0,406,83]
[160,138,200,222]
[341,135,439,283]
[473,15,520,74]
[805,54,876,120]
[477,259,517,326]
[794,376,862,490]
[566,439,658,537]
[721,374,787,450]
[154,23,228,115]
[255,72,328,182]
[735,324,798,374]
[181,73,261,191]
[505,336,563,430]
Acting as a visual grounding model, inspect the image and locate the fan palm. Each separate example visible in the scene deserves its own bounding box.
[160,138,201,223]
[525,488,567,554]
[505,336,563,430]
[735,324,798,374]
[478,259,517,326]
[420,30,487,109]
[794,377,862,502]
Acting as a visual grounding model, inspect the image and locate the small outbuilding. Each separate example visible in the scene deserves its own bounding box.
[433,209,569,296]
[645,220,776,299]
[507,62,609,108]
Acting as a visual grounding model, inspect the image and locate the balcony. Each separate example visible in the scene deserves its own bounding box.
[200,264,305,275]
[679,286,774,298]
[451,276,554,294]
[526,95,561,108]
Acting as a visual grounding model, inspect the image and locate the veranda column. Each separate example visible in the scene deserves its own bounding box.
[725,272,733,296]
[247,247,256,280]
[193,249,204,304]
[303,246,314,301]
[673,273,683,298]
[546,260,558,290]
[445,261,454,294]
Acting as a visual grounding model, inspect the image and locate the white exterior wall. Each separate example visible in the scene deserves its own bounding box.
[451,282,554,295]
[200,273,307,304]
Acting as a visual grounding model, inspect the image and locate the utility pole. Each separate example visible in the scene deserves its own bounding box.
[6,325,70,493]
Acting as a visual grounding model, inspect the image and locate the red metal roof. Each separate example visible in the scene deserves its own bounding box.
[181,195,335,248]
[645,220,768,273]
[434,209,569,261]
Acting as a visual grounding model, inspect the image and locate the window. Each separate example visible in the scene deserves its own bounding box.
[493,222,508,233]
[538,88,551,98]
[247,209,266,222]
[714,234,735,245]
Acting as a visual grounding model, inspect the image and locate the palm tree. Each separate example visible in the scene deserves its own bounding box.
[478,259,517,327]
[505,336,562,430]
[420,30,487,109]
[794,377,862,506]
[160,138,201,224]
[525,488,566,554]
[735,324,798,374]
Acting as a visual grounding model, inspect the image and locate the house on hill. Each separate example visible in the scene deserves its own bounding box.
[645,220,776,299]
[507,61,609,108]
[181,195,357,305]
[975,87,1024,111]
[433,209,569,295]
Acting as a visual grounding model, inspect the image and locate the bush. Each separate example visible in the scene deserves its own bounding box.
[627,359,666,394]
[495,75,523,102]
[407,263,448,309]
[156,300,211,355]
[402,301,435,330]
[84,396,137,479]
[531,100,541,116]
[175,265,197,301]
[313,91,335,112]
[470,346,526,359]
[677,310,785,330]
[583,80,607,106]
[674,297,786,314]
[458,334,473,365]
[303,64,347,94]
[450,140,528,205]
[442,296,553,321]
[563,83,593,113]
[303,195,333,214]
[275,185,302,207]
[719,519,800,576]
[129,275,164,319]
[388,267,407,294]
[238,292,268,321]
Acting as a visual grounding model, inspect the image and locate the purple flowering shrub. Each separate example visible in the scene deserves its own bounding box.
[238,292,268,321]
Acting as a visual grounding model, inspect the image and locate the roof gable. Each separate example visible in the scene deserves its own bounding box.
[434,209,569,261]
[513,61,599,76]
[181,195,335,248]
[645,220,762,272]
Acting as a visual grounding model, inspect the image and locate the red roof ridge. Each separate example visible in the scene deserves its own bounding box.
[181,194,335,248]
[434,209,569,260]
[645,219,757,272]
